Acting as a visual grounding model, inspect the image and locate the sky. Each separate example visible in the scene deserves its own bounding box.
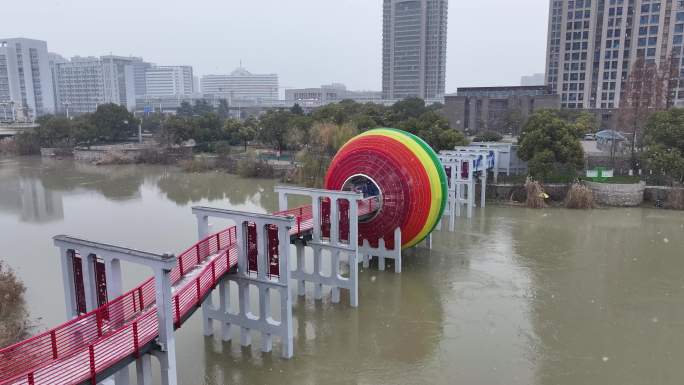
[5,0,549,93]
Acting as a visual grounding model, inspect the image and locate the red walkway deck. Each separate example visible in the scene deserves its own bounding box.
[0,198,377,385]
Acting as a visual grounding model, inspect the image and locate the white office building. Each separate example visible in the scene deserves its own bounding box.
[285,83,382,107]
[0,38,55,121]
[201,67,278,103]
[145,65,194,98]
[55,57,106,115]
[101,55,140,111]
[54,55,141,115]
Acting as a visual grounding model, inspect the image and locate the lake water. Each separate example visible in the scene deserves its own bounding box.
[1,156,683,385]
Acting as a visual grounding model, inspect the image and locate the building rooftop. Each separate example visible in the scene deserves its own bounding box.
[448,85,553,99]
[453,85,549,94]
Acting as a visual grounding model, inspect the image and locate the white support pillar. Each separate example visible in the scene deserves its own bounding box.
[493,150,499,184]
[480,169,487,208]
[196,214,210,240]
[277,222,294,358]
[136,355,152,385]
[104,258,130,385]
[448,188,456,232]
[359,227,402,274]
[83,253,98,312]
[104,258,123,299]
[295,241,305,296]
[154,267,177,385]
[58,247,77,319]
[455,179,462,218]
[278,192,288,212]
[218,280,231,341]
[348,199,359,307]
[467,180,475,219]
[192,207,296,359]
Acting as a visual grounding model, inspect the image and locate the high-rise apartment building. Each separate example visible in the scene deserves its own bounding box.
[201,67,278,103]
[0,38,55,120]
[382,0,448,101]
[144,66,194,98]
[545,0,684,109]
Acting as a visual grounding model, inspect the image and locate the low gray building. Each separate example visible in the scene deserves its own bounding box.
[285,83,382,107]
[444,86,559,135]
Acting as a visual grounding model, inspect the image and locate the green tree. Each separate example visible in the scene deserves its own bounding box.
[192,100,214,116]
[518,110,584,180]
[224,118,256,150]
[34,115,72,146]
[288,115,314,147]
[416,126,468,151]
[645,145,684,183]
[290,103,304,116]
[352,114,378,132]
[644,109,684,151]
[473,131,503,142]
[71,116,98,147]
[141,112,163,133]
[258,109,293,152]
[217,99,230,120]
[572,111,599,137]
[159,116,194,145]
[176,101,194,117]
[391,97,427,121]
[312,102,350,124]
[90,103,138,142]
[643,109,684,183]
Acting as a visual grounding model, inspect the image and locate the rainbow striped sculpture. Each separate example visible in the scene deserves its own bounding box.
[325,128,447,249]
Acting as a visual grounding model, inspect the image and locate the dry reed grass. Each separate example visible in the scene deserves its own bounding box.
[525,178,547,208]
[565,182,595,209]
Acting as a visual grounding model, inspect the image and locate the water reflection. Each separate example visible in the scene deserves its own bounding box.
[0,157,281,223]
[0,161,63,223]
[156,171,277,211]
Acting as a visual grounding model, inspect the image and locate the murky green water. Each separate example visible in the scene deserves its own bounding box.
[1,156,683,385]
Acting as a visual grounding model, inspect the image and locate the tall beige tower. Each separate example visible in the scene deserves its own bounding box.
[382,0,448,101]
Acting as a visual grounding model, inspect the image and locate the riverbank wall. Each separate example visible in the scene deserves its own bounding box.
[484,182,683,209]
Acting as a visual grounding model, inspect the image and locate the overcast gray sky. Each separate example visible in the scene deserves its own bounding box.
[6,0,549,92]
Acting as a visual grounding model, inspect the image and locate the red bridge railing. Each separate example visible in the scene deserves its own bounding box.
[0,227,237,385]
[275,196,379,238]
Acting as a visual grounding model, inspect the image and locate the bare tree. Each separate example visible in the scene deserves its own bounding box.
[617,56,676,166]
